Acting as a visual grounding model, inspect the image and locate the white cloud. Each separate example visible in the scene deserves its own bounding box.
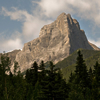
[1,0,100,52]
[38,0,91,17]
[1,7,52,41]
[1,5,53,52]
[22,17,52,40]
[0,38,23,53]
[2,7,33,22]
[38,0,100,25]
[89,39,100,47]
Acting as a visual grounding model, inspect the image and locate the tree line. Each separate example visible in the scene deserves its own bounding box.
[0,50,100,100]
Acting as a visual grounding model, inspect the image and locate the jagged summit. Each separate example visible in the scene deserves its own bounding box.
[57,13,71,19]
[12,13,99,72]
[39,13,80,37]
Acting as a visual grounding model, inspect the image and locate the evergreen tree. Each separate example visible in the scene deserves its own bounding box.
[92,61,100,99]
[25,69,31,83]
[93,61,100,86]
[25,61,38,87]
[38,61,46,82]
[74,50,89,99]
[75,50,89,87]
[88,67,93,89]
[31,61,38,87]
[69,72,73,83]
[0,53,11,99]
[39,60,45,72]
[0,63,4,100]
[54,70,68,99]
[13,61,20,75]
[39,61,67,100]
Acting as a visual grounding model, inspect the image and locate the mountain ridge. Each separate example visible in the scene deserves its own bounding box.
[14,13,99,72]
[1,13,99,72]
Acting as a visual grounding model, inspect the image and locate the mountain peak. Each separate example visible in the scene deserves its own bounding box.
[57,13,72,25]
[57,13,71,19]
[13,12,97,72]
[39,13,74,37]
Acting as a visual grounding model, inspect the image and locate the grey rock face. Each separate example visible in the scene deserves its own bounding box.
[0,50,21,65]
[15,13,98,72]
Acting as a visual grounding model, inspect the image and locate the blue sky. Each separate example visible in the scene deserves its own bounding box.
[0,0,100,52]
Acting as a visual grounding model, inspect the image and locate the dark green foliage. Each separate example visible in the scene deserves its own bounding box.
[31,61,38,86]
[1,50,100,100]
[55,49,100,69]
[25,61,38,87]
[93,61,100,86]
[0,54,11,100]
[88,67,93,89]
[38,61,46,82]
[75,50,89,88]
[38,61,68,100]
[13,61,20,75]
[55,49,100,81]
[68,50,100,100]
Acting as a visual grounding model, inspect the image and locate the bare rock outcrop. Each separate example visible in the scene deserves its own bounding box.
[0,49,21,64]
[15,13,98,72]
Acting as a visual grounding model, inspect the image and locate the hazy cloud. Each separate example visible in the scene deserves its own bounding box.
[1,7,53,41]
[22,17,52,40]
[2,7,33,22]
[38,0,100,25]
[89,39,100,47]
[0,38,23,53]
[1,0,100,52]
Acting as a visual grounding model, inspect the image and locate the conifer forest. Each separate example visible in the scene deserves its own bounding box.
[0,50,100,100]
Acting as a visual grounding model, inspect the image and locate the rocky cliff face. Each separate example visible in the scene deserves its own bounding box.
[14,13,99,72]
[0,50,21,64]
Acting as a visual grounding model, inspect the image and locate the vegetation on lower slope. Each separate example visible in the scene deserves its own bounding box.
[55,49,100,81]
[55,48,100,69]
[0,54,68,100]
[0,50,100,99]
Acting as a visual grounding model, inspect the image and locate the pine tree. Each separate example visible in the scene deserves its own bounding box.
[0,63,4,99]
[38,61,46,82]
[13,61,20,75]
[0,53,11,100]
[54,70,68,99]
[75,50,89,87]
[69,72,73,83]
[88,67,93,89]
[31,61,38,86]
[25,61,38,87]
[93,61,100,86]
[91,61,100,99]
[25,69,31,83]
[39,60,45,72]
[74,50,89,99]
[39,61,67,100]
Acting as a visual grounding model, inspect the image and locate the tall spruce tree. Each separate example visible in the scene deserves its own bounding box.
[0,53,11,100]
[93,61,100,86]
[38,61,45,82]
[75,50,89,87]
[39,61,67,100]
[88,67,93,89]
[92,61,100,99]
[74,50,89,99]
[31,61,38,86]
[26,61,38,87]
